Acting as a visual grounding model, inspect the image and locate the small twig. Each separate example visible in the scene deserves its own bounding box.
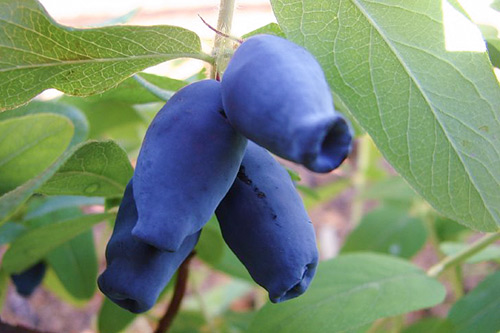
[198,15,243,44]
[427,232,500,277]
[154,252,196,333]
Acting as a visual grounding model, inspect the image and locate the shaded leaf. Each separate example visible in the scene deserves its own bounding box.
[0,222,25,245]
[39,140,133,197]
[341,206,427,258]
[402,318,454,333]
[98,298,137,333]
[271,0,500,232]
[0,113,73,194]
[249,253,445,333]
[0,100,88,147]
[243,23,286,39]
[195,217,253,283]
[47,230,98,300]
[0,0,209,111]
[2,212,112,273]
[0,269,7,312]
[24,195,103,220]
[0,140,85,226]
[448,271,500,333]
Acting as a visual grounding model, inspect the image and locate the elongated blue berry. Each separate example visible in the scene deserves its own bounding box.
[132,80,247,251]
[221,34,352,173]
[11,261,46,297]
[215,142,318,303]
[98,180,199,313]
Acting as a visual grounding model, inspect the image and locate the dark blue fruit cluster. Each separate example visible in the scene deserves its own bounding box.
[99,34,352,313]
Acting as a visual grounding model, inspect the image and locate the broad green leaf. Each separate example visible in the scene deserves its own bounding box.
[362,177,419,208]
[0,113,73,194]
[0,269,7,312]
[39,141,133,197]
[0,222,25,245]
[61,99,144,139]
[402,318,454,333]
[434,216,471,242]
[440,241,500,263]
[0,141,85,226]
[243,23,286,39]
[196,216,225,265]
[170,311,207,333]
[196,217,253,283]
[301,179,350,210]
[271,0,500,232]
[184,279,252,319]
[0,0,209,111]
[98,298,137,333]
[478,25,500,69]
[248,253,445,333]
[47,230,98,300]
[24,195,103,220]
[0,101,88,147]
[43,268,87,307]
[448,270,500,333]
[61,72,186,106]
[341,207,427,258]
[2,212,112,273]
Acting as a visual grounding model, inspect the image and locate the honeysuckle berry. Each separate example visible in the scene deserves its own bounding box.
[132,80,247,252]
[216,142,318,303]
[221,34,352,173]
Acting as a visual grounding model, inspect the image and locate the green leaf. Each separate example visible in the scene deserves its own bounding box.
[0,140,84,226]
[248,253,445,333]
[362,177,418,208]
[43,268,87,307]
[0,222,25,245]
[434,216,471,242]
[2,212,112,273]
[196,216,225,265]
[0,269,8,312]
[341,207,427,258]
[448,271,500,333]
[0,100,88,147]
[47,230,98,300]
[271,0,500,232]
[170,311,207,333]
[243,23,286,39]
[195,217,253,283]
[0,113,74,194]
[440,242,500,263]
[24,195,103,220]
[402,318,454,333]
[301,179,350,210]
[39,140,133,197]
[478,25,500,69]
[98,298,137,333]
[0,0,209,111]
[62,72,186,106]
[491,0,500,11]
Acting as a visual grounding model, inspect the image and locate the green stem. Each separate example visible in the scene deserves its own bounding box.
[211,0,236,79]
[423,213,464,298]
[427,232,500,277]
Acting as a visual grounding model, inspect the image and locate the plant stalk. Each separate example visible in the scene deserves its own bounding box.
[427,232,500,277]
[154,252,195,333]
[210,0,237,79]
